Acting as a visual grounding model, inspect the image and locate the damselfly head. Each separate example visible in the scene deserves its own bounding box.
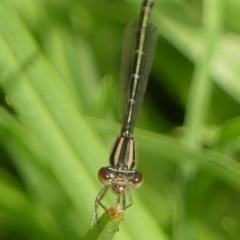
[98,167,144,194]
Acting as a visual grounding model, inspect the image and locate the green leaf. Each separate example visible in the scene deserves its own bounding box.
[83,210,122,240]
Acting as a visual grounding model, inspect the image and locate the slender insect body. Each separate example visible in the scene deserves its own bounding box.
[92,0,158,226]
[123,0,155,135]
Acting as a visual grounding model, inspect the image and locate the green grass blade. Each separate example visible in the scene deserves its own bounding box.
[183,0,223,144]
[155,1,240,104]
[83,211,122,240]
[0,0,106,236]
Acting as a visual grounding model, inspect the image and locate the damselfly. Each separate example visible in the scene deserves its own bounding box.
[93,0,158,224]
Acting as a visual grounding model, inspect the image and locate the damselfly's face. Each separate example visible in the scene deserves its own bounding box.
[98,167,144,194]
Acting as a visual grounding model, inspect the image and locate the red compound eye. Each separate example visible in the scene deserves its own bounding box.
[98,167,112,185]
[132,171,144,188]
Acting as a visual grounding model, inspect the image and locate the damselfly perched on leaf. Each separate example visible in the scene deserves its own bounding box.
[92,0,158,226]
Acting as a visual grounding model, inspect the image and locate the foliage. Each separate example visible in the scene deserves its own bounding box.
[0,0,240,239]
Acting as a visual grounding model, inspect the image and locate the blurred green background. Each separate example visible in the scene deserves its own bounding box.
[1,0,240,239]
